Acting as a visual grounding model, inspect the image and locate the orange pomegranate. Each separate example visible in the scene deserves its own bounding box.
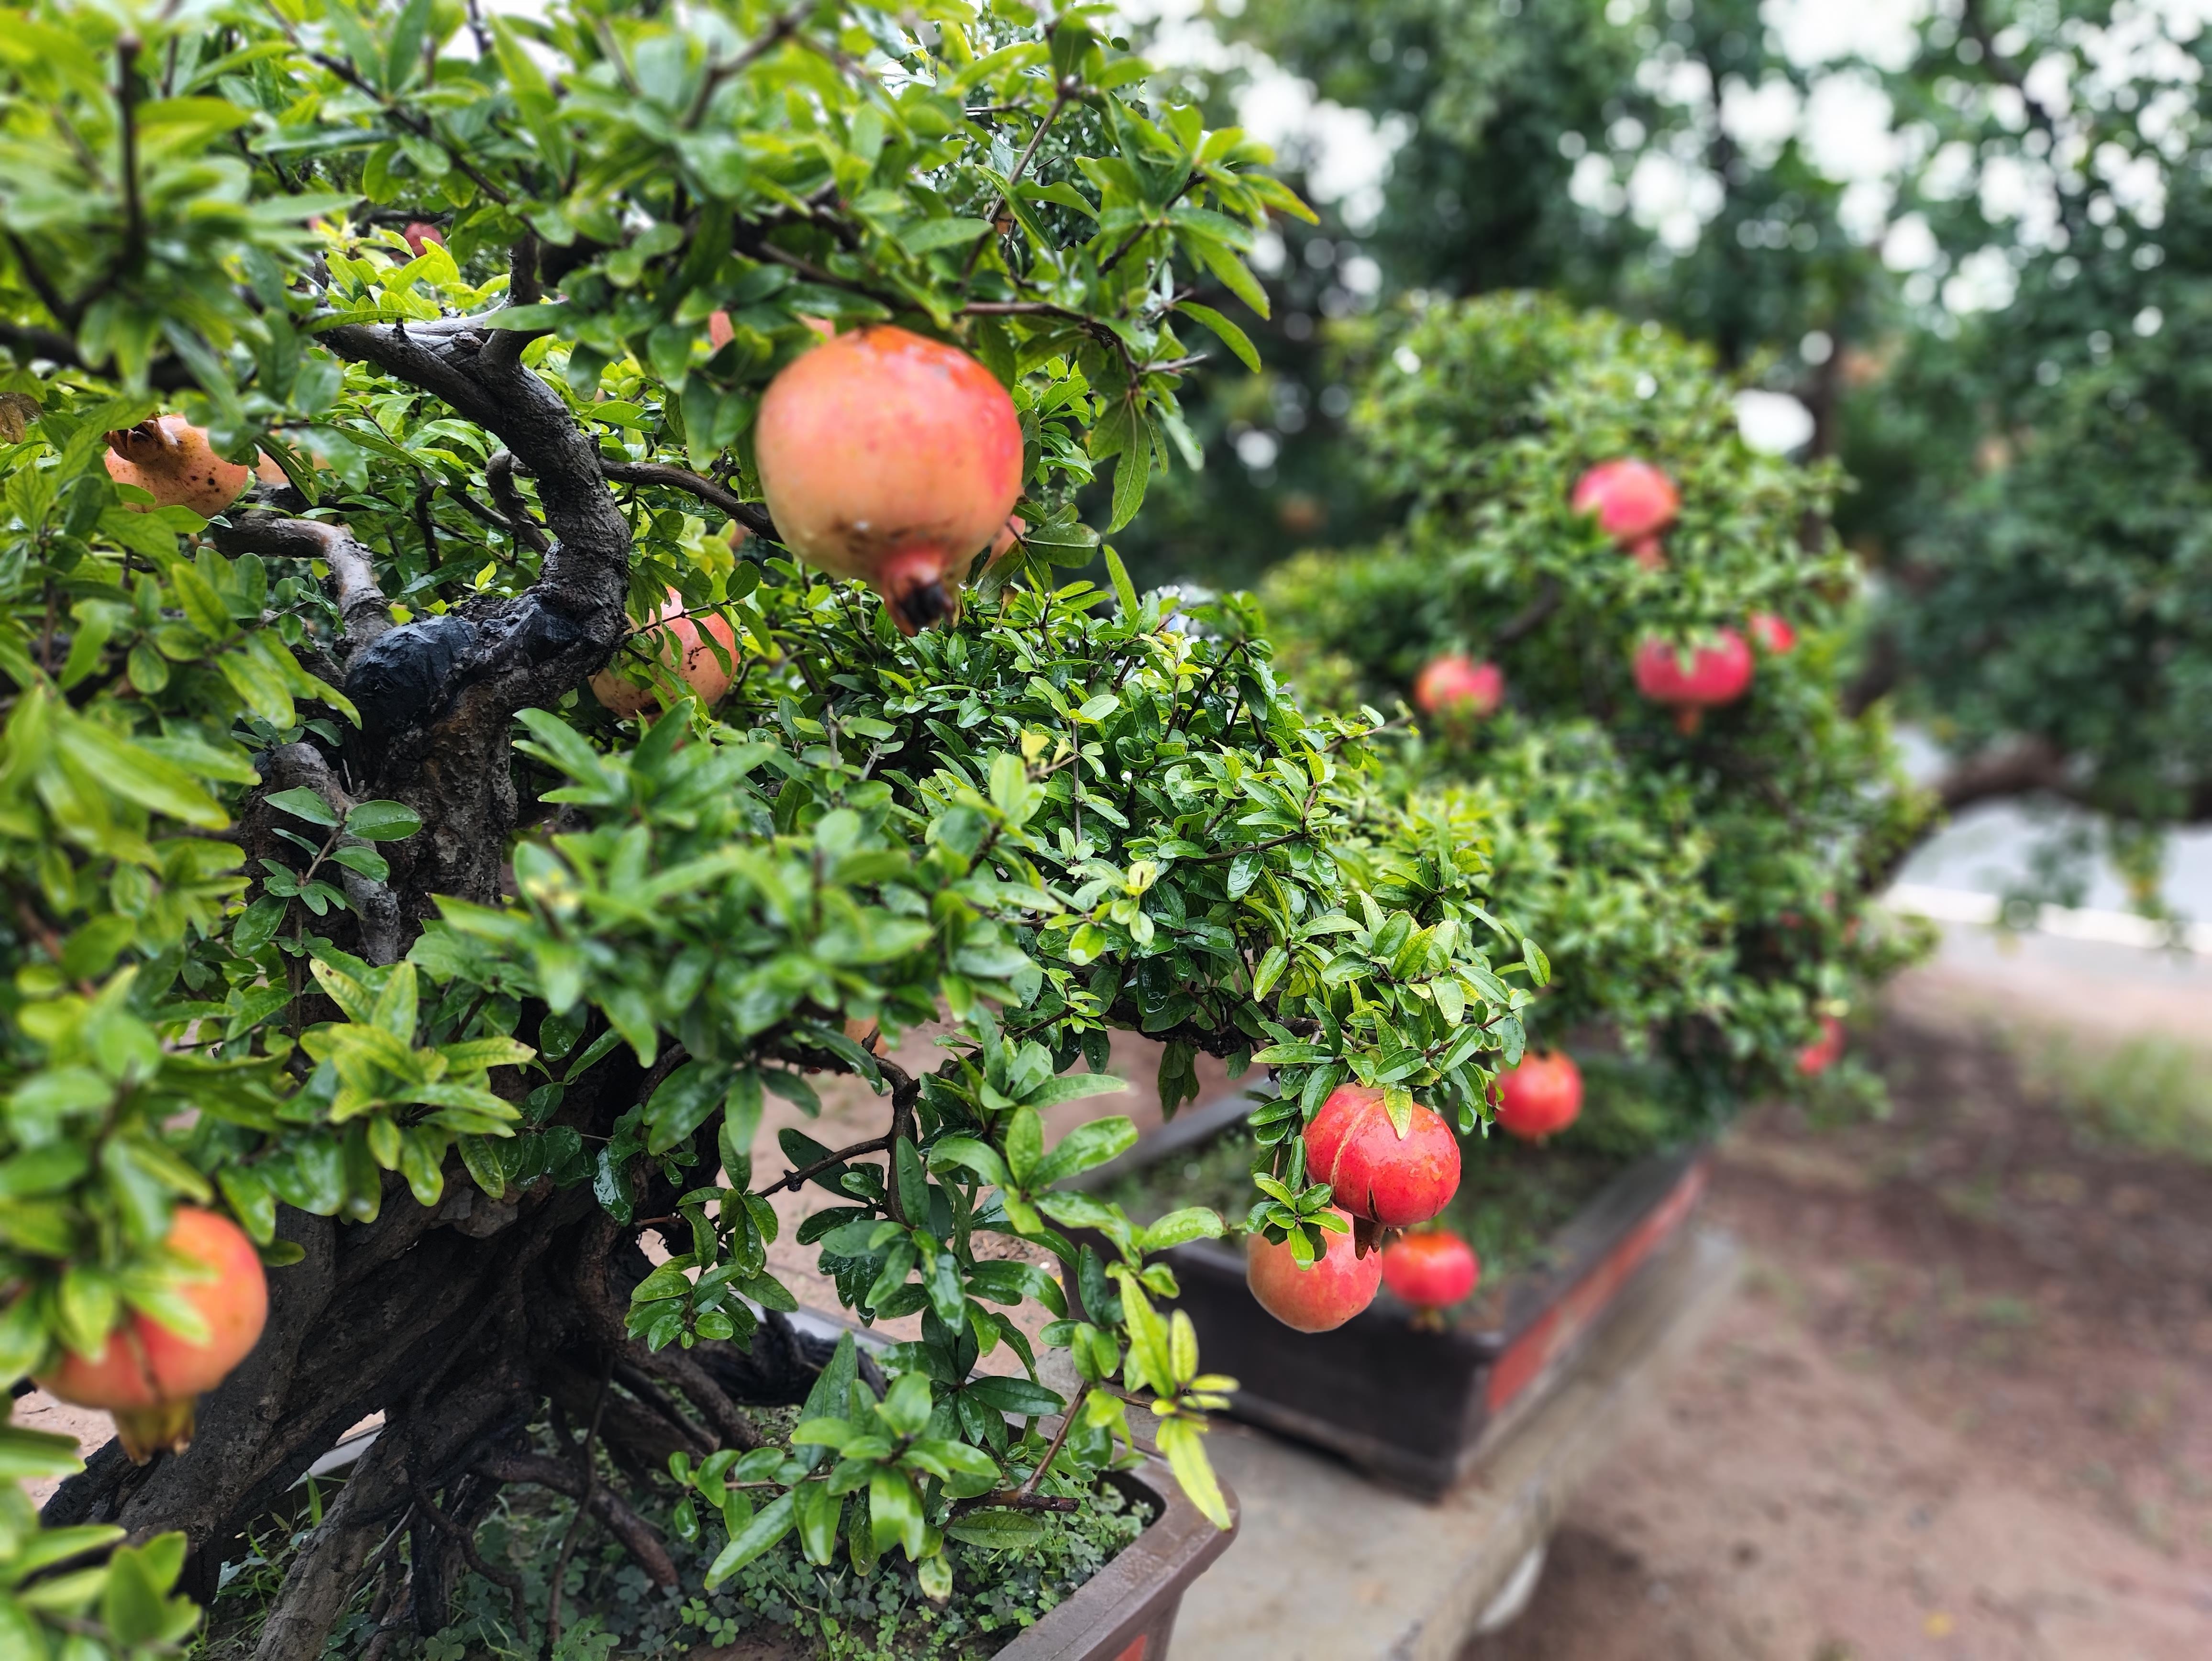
[590,588,741,718]
[35,1207,269,1462]
[1246,1207,1382,1332]
[104,417,257,517]
[753,325,1024,634]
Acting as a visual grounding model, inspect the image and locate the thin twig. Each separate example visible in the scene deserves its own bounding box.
[754,1132,893,1197]
[1018,1406,1081,1498]
[409,1461,528,1640]
[115,37,145,273]
[962,88,1072,277]
[542,1357,614,1658]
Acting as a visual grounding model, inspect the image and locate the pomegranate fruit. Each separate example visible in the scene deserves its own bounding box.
[753,325,1023,634]
[1748,612,1798,655]
[1571,458,1680,546]
[1412,654,1504,721]
[1305,1084,1461,1228]
[590,588,740,718]
[1491,1051,1583,1141]
[1246,1207,1382,1332]
[1795,1015,1846,1076]
[104,417,256,517]
[1632,629,1754,734]
[402,221,444,257]
[35,1207,269,1462]
[1380,1230,1480,1314]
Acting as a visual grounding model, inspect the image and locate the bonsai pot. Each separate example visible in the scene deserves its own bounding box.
[1075,1093,1712,1499]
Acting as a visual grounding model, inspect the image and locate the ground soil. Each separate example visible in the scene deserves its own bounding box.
[1463,990,2212,1661]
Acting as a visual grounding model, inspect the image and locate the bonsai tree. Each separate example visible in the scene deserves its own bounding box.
[0,3,1545,1654]
[1262,292,1926,1118]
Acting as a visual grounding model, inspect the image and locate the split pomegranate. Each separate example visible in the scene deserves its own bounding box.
[1748,612,1798,655]
[1491,1051,1583,1141]
[590,588,740,718]
[753,325,1023,634]
[104,417,257,517]
[1795,1015,1846,1076]
[1246,1207,1382,1332]
[1380,1230,1481,1314]
[35,1207,269,1463]
[1632,629,1755,733]
[1571,458,1680,547]
[1413,654,1504,721]
[1304,1084,1461,1228]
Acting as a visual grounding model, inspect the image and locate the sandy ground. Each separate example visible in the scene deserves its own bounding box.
[1464,954,2212,1661]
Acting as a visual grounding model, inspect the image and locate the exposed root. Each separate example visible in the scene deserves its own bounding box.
[473,1452,678,1590]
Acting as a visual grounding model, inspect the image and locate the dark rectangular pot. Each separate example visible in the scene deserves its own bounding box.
[1074,1092,1712,1500]
[984,1449,1237,1661]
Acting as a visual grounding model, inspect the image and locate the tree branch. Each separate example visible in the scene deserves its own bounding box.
[754,1132,893,1197]
[1933,737,2072,812]
[597,461,778,540]
[408,1460,527,1639]
[485,450,550,554]
[214,513,393,651]
[471,1452,677,1589]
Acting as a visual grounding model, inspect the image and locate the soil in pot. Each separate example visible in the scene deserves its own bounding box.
[1096,1052,1710,1323]
[194,1405,1157,1661]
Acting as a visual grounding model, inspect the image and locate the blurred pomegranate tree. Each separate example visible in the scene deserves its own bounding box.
[1262,293,1928,1120]
[0,3,1562,1654]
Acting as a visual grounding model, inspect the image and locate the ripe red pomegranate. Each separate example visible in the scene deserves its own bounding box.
[1571,458,1680,546]
[402,221,445,257]
[1412,654,1504,721]
[590,588,740,718]
[1380,1230,1480,1317]
[1305,1084,1461,1228]
[754,325,1023,634]
[1246,1207,1382,1332]
[1491,1051,1583,1141]
[104,417,256,516]
[1795,1015,1846,1076]
[1632,629,1754,733]
[1748,612,1798,655]
[36,1207,269,1462]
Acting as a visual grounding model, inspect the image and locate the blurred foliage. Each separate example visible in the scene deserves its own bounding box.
[1261,293,1928,1113]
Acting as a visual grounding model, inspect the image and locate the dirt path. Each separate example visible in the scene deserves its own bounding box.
[1465,1007,2212,1661]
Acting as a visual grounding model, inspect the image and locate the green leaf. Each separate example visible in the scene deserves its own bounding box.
[1156,1415,1234,1530]
[265,787,338,827]
[1032,1116,1137,1187]
[345,800,423,840]
[1108,427,1151,532]
[945,1507,1050,1550]
[869,1465,926,1561]
[706,1490,796,1587]
[1104,545,1142,621]
[1178,302,1261,372]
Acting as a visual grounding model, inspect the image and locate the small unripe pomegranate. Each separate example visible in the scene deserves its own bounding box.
[590,588,740,718]
[1380,1230,1480,1317]
[1246,1207,1382,1332]
[1796,1015,1846,1076]
[1748,612,1798,655]
[1633,630,1754,734]
[1413,654,1504,721]
[1491,1051,1583,1141]
[1625,535,1668,571]
[1571,458,1680,546]
[104,417,254,517]
[1305,1085,1460,1228]
[402,221,445,257]
[754,325,1023,634]
[35,1207,269,1463]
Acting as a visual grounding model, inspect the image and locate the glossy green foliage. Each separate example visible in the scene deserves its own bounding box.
[1262,293,1926,1102]
[0,0,1538,1639]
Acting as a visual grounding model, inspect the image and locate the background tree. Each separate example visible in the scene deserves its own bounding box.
[0,3,1548,1655]
[1261,292,1925,1122]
